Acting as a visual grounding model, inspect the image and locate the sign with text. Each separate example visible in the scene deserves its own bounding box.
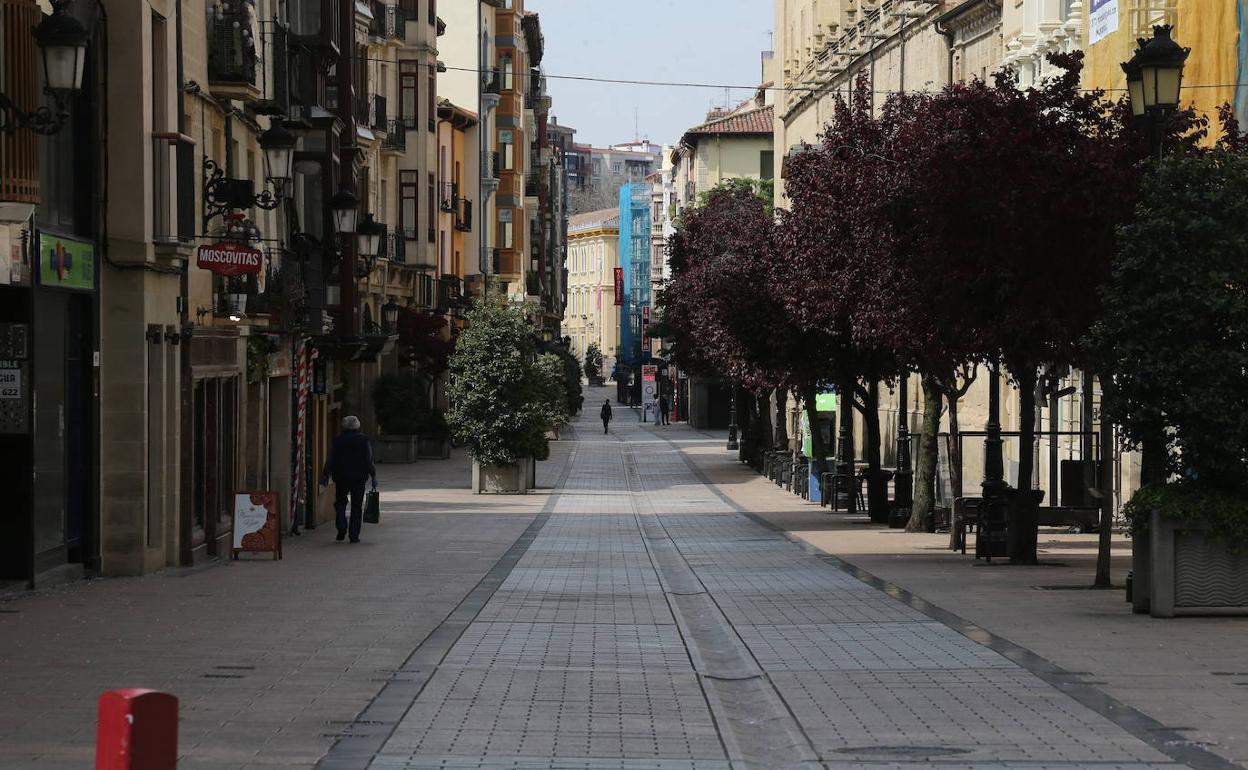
[1088,0,1118,45]
[232,491,282,559]
[38,232,96,291]
[197,242,263,277]
[0,368,20,399]
[641,365,657,382]
[641,305,651,352]
[613,268,624,305]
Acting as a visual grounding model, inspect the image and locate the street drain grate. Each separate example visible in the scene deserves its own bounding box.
[201,673,245,679]
[834,746,971,758]
[213,665,255,670]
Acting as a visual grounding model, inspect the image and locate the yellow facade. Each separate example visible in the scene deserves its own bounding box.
[564,210,621,375]
[1085,1,1239,136]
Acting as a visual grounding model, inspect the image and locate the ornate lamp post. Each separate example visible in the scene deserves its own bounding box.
[329,185,360,236]
[726,384,739,451]
[381,297,400,333]
[1,0,89,135]
[1121,25,1190,161]
[894,374,913,517]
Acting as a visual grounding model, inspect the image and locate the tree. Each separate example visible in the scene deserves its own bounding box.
[1095,150,1248,495]
[583,342,603,382]
[446,303,562,466]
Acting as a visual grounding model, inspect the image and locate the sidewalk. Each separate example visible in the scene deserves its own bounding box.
[0,442,570,770]
[676,434,1248,769]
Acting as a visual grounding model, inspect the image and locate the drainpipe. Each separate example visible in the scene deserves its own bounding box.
[935,17,956,87]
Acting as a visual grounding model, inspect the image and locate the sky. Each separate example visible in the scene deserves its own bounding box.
[529,0,774,150]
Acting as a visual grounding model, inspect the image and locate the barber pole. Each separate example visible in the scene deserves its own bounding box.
[291,339,310,532]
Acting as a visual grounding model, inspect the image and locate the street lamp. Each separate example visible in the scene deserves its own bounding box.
[258,121,297,191]
[727,383,739,451]
[1,0,90,135]
[330,185,360,235]
[381,297,400,333]
[356,213,384,262]
[1122,25,1190,159]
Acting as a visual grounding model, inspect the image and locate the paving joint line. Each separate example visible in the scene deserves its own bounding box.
[314,446,579,770]
[622,444,823,770]
[651,432,1241,770]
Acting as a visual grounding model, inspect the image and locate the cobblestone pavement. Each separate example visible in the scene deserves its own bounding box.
[338,391,1232,770]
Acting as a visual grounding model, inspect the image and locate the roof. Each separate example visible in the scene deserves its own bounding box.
[683,104,774,139]
[569,208,621,232]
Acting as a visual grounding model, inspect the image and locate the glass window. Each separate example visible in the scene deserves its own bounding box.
[400,170,419,238]
[499,208,513,249]
[500,130,514,170]
[400,60,419,128]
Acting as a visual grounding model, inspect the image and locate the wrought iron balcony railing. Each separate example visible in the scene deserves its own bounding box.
[382,118,406,151]
[208,4,259,93]
[439,182,458,212]
[456,198,473,232]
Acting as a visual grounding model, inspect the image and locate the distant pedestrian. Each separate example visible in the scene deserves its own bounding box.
[320,415,377,543]
[600,399,613,434]
[652,395,662,425]
[659,394,671,426]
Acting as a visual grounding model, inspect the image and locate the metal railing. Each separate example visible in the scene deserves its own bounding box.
[456,198,473,232]
[524,170,544,197]
[389,230,406,263]
[439,182,458,212]
[208,5,258,85]
[382,118,406,151]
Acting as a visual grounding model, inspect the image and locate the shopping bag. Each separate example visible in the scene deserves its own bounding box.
[363,488,380,524]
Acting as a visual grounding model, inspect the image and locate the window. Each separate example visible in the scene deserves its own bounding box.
[400,170,419,238]
[428,64,436,132]
[400,60,419,129]
[611,162,622,174]
[500,130,514,170]
[428,0,436,24]
[501,54,513,91]
[427,173,436,242]
[499,208,513,249]
[760,150,775,180]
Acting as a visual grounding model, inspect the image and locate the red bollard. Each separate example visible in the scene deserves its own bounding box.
[95,689,178,770]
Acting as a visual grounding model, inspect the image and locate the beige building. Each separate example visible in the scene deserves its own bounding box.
[671,95,775,217]
[563,208,620,374]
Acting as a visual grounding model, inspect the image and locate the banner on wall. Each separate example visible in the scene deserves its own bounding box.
[613,268,624,305]
[1089,0,1118,45]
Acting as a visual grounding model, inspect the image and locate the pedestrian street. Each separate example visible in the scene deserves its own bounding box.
[328,401,1212,770]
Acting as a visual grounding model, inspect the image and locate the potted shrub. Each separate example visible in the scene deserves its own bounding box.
[1094,151,1248,617]
[447,302,568,494]
[583,342,605,386]
[371,371,426,463]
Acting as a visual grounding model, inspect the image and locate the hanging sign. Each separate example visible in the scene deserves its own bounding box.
[197,242,263,276]
[613,267,624,305]
[641,305,651,352]
[1088,0,1118,45]
[232,491,282,560]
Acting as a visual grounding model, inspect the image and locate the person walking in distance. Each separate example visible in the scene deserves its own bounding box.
[320,415,377,543]
[659,394,671,426]
[600,399,613,434]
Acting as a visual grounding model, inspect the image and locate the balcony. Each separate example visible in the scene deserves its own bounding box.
[525,270,542,297]
[489,151,501,179]
[525,171,545,198]
[483,67,501,95]
[439,182,458,212]
[361,94,387,132]
[288,0,342,52]
[436,275,462,314]
[388,230,406,264]
[368,3,407,40]
[456,198,473,232]
[381,119,406,152]
[208,4,261,102]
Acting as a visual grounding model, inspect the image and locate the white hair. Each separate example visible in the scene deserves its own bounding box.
[342,415,361,430]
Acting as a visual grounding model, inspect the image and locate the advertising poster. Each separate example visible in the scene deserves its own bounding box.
[232,491,282,560]
[1089,0,1118,45]
[38,232,95,291]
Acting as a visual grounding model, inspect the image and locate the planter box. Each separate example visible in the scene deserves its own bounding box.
[375,435,417,463]
[416,435,451,459]
[1147,510,1248,617]
[472,457,533,494]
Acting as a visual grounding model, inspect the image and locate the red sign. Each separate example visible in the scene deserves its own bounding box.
[642,305,651,320]
[197,242,263,276]
[613,267,624,306]
[642,365,657,381]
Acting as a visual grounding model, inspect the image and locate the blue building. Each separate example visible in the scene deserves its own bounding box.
[617,182,652,372]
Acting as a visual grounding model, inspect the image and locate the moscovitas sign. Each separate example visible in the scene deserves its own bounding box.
[197,242,263,276]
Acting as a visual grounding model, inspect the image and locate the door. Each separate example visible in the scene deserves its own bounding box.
[64,295,93,565]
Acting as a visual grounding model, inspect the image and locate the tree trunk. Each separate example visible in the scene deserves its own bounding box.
[775,388,789,450]
[946,392,963,550]
[864,381,889,523]
[754,390,774,470]
[802,384,830,478]
[1095,376,1115,589]
[1012,365,1041,565]
[1016,366,1038,493]
[908,374,941,532]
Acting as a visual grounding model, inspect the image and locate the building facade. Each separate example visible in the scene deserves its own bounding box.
[563,208,620,375]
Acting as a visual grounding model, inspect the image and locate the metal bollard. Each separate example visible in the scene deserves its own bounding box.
[96,689,178,770]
